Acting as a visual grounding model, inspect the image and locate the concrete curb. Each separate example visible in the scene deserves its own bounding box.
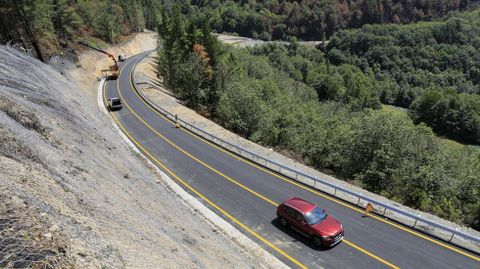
[97,79,291,269]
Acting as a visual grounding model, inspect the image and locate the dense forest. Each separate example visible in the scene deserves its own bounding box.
[169,0,475,40]
[0,0,164,61]
[1,0,475,57]
[157,6,480,230]
[326,11,480,144]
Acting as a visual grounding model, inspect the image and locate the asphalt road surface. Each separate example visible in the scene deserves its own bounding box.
[104,51,480,269]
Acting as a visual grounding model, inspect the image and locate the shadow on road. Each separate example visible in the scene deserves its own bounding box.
[271,217,337,251]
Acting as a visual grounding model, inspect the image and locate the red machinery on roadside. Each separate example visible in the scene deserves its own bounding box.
[78,41,119,80]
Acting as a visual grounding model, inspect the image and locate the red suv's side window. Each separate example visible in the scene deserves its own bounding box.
[285,206,296,218]
[294,211,303,222]
[285,206,304,222]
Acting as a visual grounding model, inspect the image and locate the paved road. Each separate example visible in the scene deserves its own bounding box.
[104,51,480,269]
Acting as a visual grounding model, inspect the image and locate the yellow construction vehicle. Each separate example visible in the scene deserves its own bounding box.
[78,41,119,80]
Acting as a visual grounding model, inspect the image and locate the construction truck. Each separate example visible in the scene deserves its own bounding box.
[78,41,119,80]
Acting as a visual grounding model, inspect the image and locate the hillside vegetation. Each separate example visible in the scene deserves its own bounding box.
[157,6,480,230]
[159,1,480,144]
[327,10,480,144]
[167,0,473,40]
[1,0,472,62]
[0,0,163,61]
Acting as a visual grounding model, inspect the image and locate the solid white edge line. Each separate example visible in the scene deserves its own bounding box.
[97,78,108,114]
[96,79,291,269]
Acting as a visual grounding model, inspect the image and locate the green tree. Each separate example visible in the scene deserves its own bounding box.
[174,52,209,110]
[53,0,83,45]
[92,3,125,42]
[411,90,480,144]
[77,0,95,26]
[217,77,265,138]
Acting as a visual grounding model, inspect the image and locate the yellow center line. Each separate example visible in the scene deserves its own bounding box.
[117,67,278,208]
[110,56,401,269]
[343,239,399,269]
[126,55,480,263]
[103,81,307,269]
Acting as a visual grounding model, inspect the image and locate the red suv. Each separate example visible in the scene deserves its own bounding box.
[276,197,344,247]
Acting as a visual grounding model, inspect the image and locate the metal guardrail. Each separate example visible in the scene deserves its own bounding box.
[130,53,480,252]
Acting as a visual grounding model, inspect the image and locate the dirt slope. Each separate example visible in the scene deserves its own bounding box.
[0,34,266,268]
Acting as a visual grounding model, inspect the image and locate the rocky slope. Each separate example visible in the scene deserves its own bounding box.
[0,36,265,268]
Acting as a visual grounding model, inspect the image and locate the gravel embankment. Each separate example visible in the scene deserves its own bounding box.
[0,33,268,268]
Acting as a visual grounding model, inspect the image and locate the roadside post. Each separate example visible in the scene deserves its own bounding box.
[175,114,180,128]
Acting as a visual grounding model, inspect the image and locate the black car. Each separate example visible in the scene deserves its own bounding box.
[107,97,122,111]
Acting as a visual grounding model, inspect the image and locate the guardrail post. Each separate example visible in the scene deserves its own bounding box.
[413,215,420,228]
[449,232,455,242]
[334,187,337,196]
[382,207,387,215]
[357,197,361,205]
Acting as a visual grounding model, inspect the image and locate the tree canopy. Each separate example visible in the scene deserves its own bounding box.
[162,0,473,40]
[157,6,480,230]
[0,0,160,60]
[326,10,480,144]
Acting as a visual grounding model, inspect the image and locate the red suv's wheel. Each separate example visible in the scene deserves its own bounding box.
[279,217,288,227]
[313,236,323,247]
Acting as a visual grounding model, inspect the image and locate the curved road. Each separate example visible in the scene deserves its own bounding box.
[104,51,480,269]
